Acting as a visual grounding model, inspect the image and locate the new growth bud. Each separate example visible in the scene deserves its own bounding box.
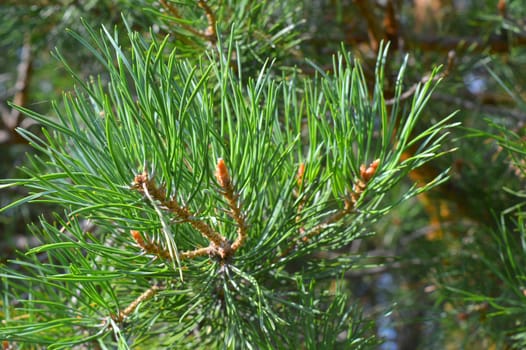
[215,158,231,188]
[360,159,380,182]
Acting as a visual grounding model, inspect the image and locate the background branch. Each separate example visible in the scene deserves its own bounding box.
[0,38,32,144]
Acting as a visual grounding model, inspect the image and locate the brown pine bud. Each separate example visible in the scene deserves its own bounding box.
[132,172,148,190]
[215,158,231,188]
[131,230,144,244]
[360,159,380,182]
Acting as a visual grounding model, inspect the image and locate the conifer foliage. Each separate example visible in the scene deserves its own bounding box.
[0,12,457,349]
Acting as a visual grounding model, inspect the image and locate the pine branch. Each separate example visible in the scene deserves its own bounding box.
[131,230,211,260]
[132,172,226,247]
[215,158,247,252]
[114,285,163,322]
[0,37,33,144]
[159,0,217,43]
[0,22,457,347]
[132,167,250,263]
[279,159,380,260]
[306,159,380,240]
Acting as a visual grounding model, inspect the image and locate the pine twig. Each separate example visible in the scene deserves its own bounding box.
[132,171,246,263]
[197,0,217,41]
[309,159,380,240]
[281,159,380,259]
[131,230,172,260]
[140,178,184,279]
[351,159,381,203]
[159,0,217,43]
[131,230,210,260]
[0,38,32,144]
[132,172,226,247]
[180,246,211,259]
[301,197,354,244]
[215,158,247,252]
[114,285,162,322]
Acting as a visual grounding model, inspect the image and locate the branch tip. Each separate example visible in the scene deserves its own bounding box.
[131,163,247,263]
[159,0,216,43]
[130,230,172,260]
[360,159,380,183]
[130,230,146,248]
[131,171,225,247]
[214,157,247,253]
[215,158,230,188]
